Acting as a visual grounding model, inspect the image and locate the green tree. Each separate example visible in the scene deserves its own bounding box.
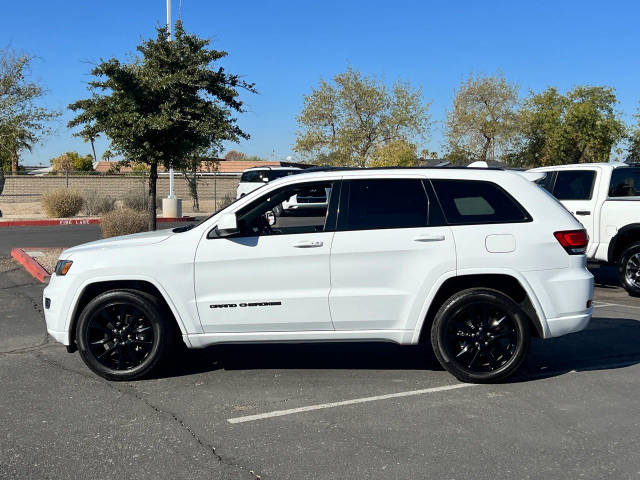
[50,151,94,172]
[294,67,431,167]
[0,49,59,194]
[444,73,519,164]
[513,86,626,167]
[68,22,255,230]
[627,105,640,163]
[370,139,417,167]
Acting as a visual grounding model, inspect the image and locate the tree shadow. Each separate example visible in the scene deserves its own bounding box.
[158,315,640,381]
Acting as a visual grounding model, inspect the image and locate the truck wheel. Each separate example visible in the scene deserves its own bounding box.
[617,242,640,296]
[430,288,530,383]
[76,290,173,381]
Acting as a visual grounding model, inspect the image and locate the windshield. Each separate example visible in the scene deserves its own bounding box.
[172,195,245,233]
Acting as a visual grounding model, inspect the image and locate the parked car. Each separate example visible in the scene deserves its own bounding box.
[44,167,593,383]
[528,162,640,295]
[236,166,301,198]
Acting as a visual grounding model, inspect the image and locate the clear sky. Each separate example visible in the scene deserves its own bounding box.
[4,0,639,165]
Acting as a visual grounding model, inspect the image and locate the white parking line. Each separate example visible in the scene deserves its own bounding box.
[227,383,475,424]
[594,301,640,310]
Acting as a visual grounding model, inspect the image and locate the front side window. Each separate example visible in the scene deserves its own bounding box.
[240,170,267,183]
[431,180,530,225]
[552,170,596,200]
[609,168,640,197]
[234,181,336,237]
[340,179,430,230]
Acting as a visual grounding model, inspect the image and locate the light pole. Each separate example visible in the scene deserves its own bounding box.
[162,0,182,217]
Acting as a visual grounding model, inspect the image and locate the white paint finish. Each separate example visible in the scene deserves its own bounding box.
[529,163,640,263]
[227,383,475,424]
[329,226,455,330]
[194,232,335,332]
[485,234,516,253]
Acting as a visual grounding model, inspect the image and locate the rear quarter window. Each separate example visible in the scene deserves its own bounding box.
[609,168,640,197]
[431,179,531,225]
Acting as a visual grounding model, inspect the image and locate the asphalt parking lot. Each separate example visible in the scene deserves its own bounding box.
[1,248,640,479]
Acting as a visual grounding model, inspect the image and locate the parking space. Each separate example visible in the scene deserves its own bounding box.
[2,261,640,479]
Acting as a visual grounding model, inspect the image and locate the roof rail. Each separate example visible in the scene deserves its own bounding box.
[299,165,505,172]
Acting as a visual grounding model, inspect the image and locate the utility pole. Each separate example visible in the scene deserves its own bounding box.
[162,0,182,218]
[167,0,175,200]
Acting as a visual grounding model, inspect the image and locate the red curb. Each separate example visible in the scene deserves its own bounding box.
[0,216,195,227]
[11,248,51,283]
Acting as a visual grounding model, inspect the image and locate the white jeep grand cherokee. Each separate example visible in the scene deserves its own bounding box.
[44,167,594,383]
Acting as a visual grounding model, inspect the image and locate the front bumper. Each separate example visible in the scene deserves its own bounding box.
[43,276,72,345]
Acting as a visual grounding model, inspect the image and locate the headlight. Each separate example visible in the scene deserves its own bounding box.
[54,260,73,276]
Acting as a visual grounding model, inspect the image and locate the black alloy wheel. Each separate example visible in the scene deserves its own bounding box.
[618,242,640,296]
[76,290,172,381]
[431,288,530,383]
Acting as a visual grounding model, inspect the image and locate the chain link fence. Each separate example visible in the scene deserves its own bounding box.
[0,172,240,214]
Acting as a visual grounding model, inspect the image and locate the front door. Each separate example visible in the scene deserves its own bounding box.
[194,180,339,333]
[329,178,456,331]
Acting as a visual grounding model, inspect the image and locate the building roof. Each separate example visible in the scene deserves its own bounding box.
[93,159,305,174]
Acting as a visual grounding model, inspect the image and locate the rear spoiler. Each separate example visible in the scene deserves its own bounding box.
[518,171,546,182]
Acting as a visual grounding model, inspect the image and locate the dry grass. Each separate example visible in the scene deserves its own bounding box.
[100,207,148,238]
[41,189,84,218]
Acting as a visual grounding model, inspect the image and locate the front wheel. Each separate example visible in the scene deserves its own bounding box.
[76,290,172,381]
[430,288,530,383]
[617,242,640,296]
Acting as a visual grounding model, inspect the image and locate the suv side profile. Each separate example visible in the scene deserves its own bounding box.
[44,168,593,383]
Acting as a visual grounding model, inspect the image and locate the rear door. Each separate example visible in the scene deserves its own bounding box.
[328,177,455,331]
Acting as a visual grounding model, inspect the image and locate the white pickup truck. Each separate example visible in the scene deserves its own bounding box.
[528,162,640,295]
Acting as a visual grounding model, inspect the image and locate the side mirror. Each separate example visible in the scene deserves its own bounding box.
[215,212,238,237]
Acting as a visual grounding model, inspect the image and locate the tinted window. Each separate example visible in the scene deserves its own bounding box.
[609,168,640,197]
[240,170,265,183]
[342,179,429,230]
[552,170,596,200]
[431,180,530,225]
[265,169,300,181]
[234,181,335,237]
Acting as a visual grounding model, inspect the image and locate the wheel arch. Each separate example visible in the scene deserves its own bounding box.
[66,277,190,352]
[607,223,640,263]
[414,272,546,344]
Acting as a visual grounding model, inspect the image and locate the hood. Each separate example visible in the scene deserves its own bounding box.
[61,228,175,257]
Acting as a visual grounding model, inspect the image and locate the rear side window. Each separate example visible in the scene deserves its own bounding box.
[609,168,640,197]
[552,170,596,200]
[240,170,265,183]
[341,179,430,230]
[431,180,530,225]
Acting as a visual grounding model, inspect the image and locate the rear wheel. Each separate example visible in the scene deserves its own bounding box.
[617,242,640,296]
[76,290,172,381]
[430,288,530,383]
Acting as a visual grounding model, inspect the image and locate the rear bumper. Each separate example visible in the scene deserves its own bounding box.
[522,259,594,338]
[545,310,592,337]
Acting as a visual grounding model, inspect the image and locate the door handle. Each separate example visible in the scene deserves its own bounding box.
[575,211,591,216]
[413,234,445,242]
[293,240,324,248]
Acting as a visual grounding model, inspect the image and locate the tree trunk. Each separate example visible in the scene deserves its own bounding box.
[480,136,492,162]
[11,148,18,173]
[90,138,98,164]
[0,167,5,197]
[148,161,157,231]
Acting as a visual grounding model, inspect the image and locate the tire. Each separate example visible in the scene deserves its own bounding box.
[430,288,531,383]
[617,241,640,296]
[76,290,173,381]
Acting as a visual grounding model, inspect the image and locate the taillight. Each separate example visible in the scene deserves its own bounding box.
[554,230,588,255]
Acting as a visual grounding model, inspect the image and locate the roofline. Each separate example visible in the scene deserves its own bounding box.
[301,165,505,173]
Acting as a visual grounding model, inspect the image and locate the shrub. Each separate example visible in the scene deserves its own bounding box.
[41,189,84,218]
[100,207,148,238]
[120,191,162,211]
[218,193,236,210]
[82,191,116,216]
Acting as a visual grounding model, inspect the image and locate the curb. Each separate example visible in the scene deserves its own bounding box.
[11,248,51,283]
[0,216,195,227]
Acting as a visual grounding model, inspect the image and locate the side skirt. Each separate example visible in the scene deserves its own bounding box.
[187,329,415,349]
